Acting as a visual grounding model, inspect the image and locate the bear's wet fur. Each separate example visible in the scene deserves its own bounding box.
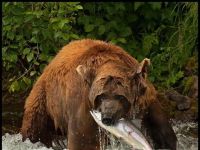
[21,39,177,150]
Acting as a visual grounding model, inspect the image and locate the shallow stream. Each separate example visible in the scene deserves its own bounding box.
[2,102,198,150]
[2,120,198,150]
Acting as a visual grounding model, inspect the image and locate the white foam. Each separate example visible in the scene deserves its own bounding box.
[2,121,198,150]
[2,133,54,150]
[172,121,198,150]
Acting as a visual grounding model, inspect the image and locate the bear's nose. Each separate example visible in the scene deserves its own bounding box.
[102,116,114,125]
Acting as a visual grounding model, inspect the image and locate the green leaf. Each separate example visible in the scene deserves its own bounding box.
[19,79,27,90]
[35,11,43,18]
[95,18,104,25]
[58,19,69,29]
[23,48,30,55]
[8,52,18,63]
[9,45,18,49]
[24,14,35,22]
[39,53,48,61]
[3,16,12,26]
[110,39,117,44]
[47,56,54,63]
[149,76,155,82]
[9,76,16,82]
[108,21,117,30]
[117,38,127,44]
[142,34,158,55]
[7,32,15,40]
[70,34,80,39]
[16,35,23,41]
[3,25,11,31]
[2,47,8,53]
[61,34,69,40]
[76,5,83,10]
[84,24,95,32]
[32,29,39,35]
[77,16,89,25]
[42,29,52,39]
[54,31,63,39]
[176,71,184,79]
[121,27,132,37]
[39,64,46,73]
[23,76,31,85]
[58,9,65,14]
[3,2,10,8]
[27,52,34,62]
[33,61,40,65]
[30,71,37,76]
[98,25,106,35]
[30,36,38,43]
[107,32,117,40]
[9,80,20,92]
[50,18,60,23]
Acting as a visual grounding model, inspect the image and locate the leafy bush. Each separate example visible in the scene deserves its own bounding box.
[77,2,198,88]
[149,2,198,88]
[77,2,162,59]
[2,2,198,95]
[3,2,83,92]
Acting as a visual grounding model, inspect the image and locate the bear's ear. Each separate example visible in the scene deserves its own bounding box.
[76,65,95,86]
[136,58,150,79]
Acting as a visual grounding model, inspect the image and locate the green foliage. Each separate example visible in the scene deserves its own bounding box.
[77,2,164,60]
[149,2,198,88]
[2,2,198,94]
[3,2,82,92]
[77,2,198,88]
[182,76,195,95]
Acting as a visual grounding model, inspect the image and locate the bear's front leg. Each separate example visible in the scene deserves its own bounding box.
[21,80,53,147]
[143,100,177,150]
[67,117,100,150]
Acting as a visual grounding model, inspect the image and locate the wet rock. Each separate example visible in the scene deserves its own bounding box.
[176,100,191,111]
[165,90,191,111]
[157,91,198,122]
[174,108,198,121]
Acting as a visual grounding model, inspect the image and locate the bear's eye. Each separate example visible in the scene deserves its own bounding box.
[115,95,127,101]
[95,94,107,101]
[94,93,107,109]
[115,95,130,112]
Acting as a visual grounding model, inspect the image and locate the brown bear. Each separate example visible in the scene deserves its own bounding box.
[21,39,177,150]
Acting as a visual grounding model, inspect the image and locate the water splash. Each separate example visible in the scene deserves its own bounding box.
[172,120,198,150]
[2,121,198,150]
[2,133,53,150]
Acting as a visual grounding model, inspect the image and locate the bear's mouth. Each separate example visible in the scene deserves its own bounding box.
[101,111,123,126]
[101,115,116,125]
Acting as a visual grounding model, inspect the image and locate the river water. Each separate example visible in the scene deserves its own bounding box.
[172,121,198,150]
[2,120,198,150]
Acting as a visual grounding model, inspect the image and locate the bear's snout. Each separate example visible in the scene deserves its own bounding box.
[102,114,115,125]
[99,99,124,126]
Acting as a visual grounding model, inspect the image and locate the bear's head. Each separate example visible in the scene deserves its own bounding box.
[76,58,150,125]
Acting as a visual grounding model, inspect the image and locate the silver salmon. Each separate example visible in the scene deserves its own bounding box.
[90,110,153,150]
